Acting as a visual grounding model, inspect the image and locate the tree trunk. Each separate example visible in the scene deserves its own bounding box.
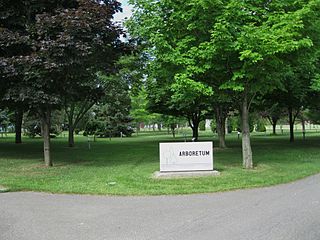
[193,123,199,141]
[68,127,75,147]
[225,117,229,135]
[218,123,226,148]
[66,104,75,147]
[41,109,52,167]
[215,106,227,148]
[171,124,176,138]
[288,107,294,142]
[67,113,75,147]
[242,93,253,169]
[301,117,306,140]
[272,123,276,135]
[15,109,23,144]
[136,123,140,136]
[271,117,278,135]
[188,115,200,141]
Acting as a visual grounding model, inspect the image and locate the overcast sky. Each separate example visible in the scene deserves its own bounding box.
[114,0,133,24]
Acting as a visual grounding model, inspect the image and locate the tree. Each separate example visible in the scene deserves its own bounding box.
[100,73,132,137]
[128,0,215,141]
[262,45,318,142]
[0,0,52,144]
[1,0,124,166]
[146,77,212,140]
[64,74,105,147]
[258,98,284,135]
[161,115,186,138]
[212,91,236,148]
[23,110,63,138]
[206,0,317,167]
[130,88,151,133]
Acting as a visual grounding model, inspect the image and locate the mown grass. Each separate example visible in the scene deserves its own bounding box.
[0,130,320,195]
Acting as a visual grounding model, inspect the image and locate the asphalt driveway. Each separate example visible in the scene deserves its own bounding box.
[1,174,319,240]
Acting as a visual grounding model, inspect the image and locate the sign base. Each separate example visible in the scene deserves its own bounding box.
[153,170,220,179]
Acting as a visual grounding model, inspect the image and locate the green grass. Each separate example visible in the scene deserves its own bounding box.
[0,130,320,195]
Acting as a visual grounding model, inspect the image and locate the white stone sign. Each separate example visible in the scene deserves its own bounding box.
[159,142,213,172]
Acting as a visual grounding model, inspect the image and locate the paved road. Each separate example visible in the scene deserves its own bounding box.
[1,175,320,240]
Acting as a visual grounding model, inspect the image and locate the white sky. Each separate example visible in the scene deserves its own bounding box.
[114,0,133,24]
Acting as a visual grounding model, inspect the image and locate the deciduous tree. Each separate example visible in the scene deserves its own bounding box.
[1,0,124,166]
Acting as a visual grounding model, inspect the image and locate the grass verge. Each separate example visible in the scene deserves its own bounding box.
[0,131,319,195]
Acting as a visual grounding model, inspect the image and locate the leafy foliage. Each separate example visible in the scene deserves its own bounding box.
[1,0,124,110]
[84,73,133,137]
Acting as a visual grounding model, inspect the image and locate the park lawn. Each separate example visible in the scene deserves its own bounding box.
[0,131,320,195]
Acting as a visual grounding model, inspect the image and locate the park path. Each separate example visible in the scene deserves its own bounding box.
[0,174,320,240]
